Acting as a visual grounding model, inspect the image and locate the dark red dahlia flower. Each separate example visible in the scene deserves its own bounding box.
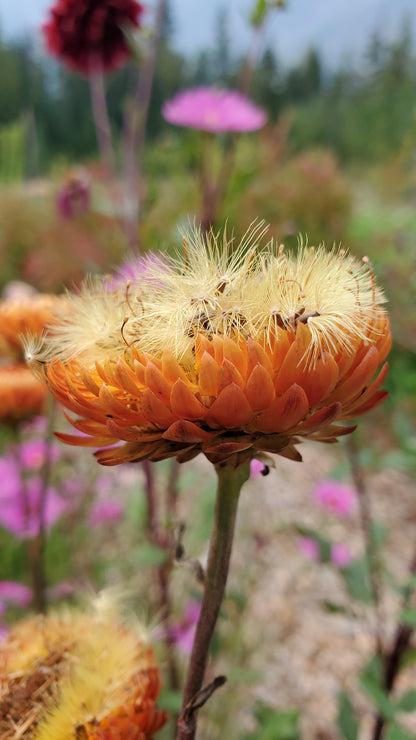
[43,0,143,76]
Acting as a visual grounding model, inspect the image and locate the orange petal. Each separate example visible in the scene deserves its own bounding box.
[247,338,273,377]
[198,352,219,396]
[294,352,339,407]
[274,324,311,395]
[133,359,146,384]
[55,431,115,447]
[140,388,176,427]
[145,361,172,404]
[163,420,214,443]
[253,383,309,434]
[80,367,100,396]
[341,362,388,417]
[269,327,291,373]
[162,348,188,383]
[376,325,392,364]
[206,383,253,428]
[99,385,142,422]
[218,359,244,392]
[223,336,247,378]
[245,364,275,411]
[170,379,207,419]
[106,420,160,442]
[296,402,341,434]
[195,334,215,363]
[330,346,381,405]
[212,335,224,365]
[342,390,388,419]
[114,359,142,396]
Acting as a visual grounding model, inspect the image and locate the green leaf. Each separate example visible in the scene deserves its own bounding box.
[342,559,373,604]
[395,689,416,712]
[250,0,268,27]
[399,608,416,627]
[133,542,167,567]
[399,647,416,671]
[370,521,388,549]
[385,723,416,740]
[157,688,183,713]
[321,601,349,615]
[245,706,300,739]
[359,657,396,721]
[337,690,359,740]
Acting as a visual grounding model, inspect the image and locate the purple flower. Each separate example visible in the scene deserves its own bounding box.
[162,87,267,134]
[89,499,123,526]
[250,459,269,478]
[298,536,320,562]
[20,439,61,471]
[0,581,32,607]
[330,543,352,568]
[170,600,201,655]
[107,253,169,291]
[56,173,90,219]
[313,480,357,517]
[0,457,21,500]
[0,477,66,539]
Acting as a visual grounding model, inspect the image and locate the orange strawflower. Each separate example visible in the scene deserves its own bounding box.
[0,365,48,423]
[0,293,61,360]
[0,594,167,739]
[32,226,391,467]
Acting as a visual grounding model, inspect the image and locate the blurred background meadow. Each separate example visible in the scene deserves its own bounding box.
[0,0,416,738]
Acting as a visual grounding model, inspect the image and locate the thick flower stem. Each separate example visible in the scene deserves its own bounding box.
[177,460,250,740]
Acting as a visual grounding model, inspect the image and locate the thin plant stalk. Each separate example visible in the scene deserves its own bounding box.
[27,397,56,613]
[89,69,117,179]
[177,460,250,740]
[371,547,416,740]
[345,435,384,657]
[141,460,181,707]
[121,0,167,250]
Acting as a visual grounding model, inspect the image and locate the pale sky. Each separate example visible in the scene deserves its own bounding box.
[1,0,415,67]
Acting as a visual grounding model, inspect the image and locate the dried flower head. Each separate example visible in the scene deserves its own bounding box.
[0,594,167,739]
[162,87,267,133]
[33,225,391,467]
[0,293,61,361]
[43,0,143,76]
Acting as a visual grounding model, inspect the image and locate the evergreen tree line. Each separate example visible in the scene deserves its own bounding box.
[0,16,415,173]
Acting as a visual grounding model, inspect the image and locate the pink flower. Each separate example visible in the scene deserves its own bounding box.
[0,581,32,607]
[298,536,320,562]
[331,543,352,568]
[162,87,267,134]
[250,458,269,478]
[20,439,61,471]
[313,480,357,517]
[0,478,65,539]
[89,499,123,526]
[57,173,90,219]
[170,600,201,655]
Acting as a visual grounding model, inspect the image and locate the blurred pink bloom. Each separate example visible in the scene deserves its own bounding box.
[0,457,21,500]
[20,439,61,471]
[331,543,352,568]
[170,600,201,655]
[0,581,32,607]
[298,536,320,562]
[20,416,49,436]
[46,579,78,601]
[0,477,66,539]
[313,480,357,517]
[108,253,169,291]
[0,625,9,643]
[162,87,267,134]
[250,459,269,478]
[89,499,123,526]
[2,281,38,301]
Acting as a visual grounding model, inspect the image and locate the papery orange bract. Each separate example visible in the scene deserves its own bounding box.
[0,294,60,359]
[46,313,391,468]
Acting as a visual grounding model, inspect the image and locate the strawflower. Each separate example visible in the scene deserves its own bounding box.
[314,479,357,517]
[0,594,167,739]
[43,0,144,75]
[0,292,60,360]
[19,438,61,471]
[250,458,269,478]
[32,225,391,468]
[0,366,48,423]
[162,87,267,133]
[0,473,65,539]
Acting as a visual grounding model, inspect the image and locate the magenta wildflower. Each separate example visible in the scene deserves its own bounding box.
[0,477,65,539]
[170,600,201,655]
[298,536,320,562]
[313,480,357,517]
[0,581,32,607]
[330,543,352,568]
[20,439,61,471]
[250,459,269,478]
[162,87,267,134]
[89,499,123,526]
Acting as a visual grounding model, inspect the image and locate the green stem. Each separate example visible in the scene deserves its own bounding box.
[177,460,250,739]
